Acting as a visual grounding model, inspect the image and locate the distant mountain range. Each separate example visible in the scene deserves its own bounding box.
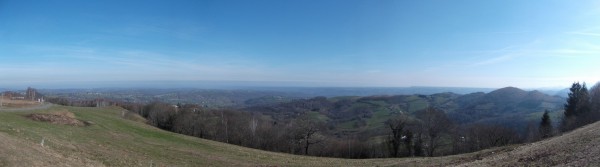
[37,86,566,111]
[243,86,497,97]
[244,86,565,135]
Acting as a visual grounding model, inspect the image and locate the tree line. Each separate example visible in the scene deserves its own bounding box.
[524,82,600,142]
[113,101,524,158]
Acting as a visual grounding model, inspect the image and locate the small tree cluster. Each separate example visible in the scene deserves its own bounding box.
[386,108,457,157]
[562,82,600,132]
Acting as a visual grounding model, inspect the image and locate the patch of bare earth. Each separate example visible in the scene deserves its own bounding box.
[26,111,91,126]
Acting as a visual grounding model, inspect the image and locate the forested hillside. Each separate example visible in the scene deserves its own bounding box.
[245,87,564,134]
[103,86,567,158]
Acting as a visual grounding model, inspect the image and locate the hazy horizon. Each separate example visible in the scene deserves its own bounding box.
[0,79,574,91]
[1,0,599,88]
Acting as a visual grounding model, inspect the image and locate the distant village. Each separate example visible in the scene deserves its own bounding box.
[1,87,44,102]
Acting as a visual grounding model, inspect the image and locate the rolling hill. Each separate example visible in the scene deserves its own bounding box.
[1,105,599,166]
[244,87,564,137]
[456,87,563,116]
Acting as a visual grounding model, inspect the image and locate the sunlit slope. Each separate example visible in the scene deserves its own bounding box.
[0,106,431,166]
[1,105,598,166]
[457,121,600,166]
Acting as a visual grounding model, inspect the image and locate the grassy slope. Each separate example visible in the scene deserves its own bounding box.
[1,105,599,166]
[0,106,450,166]
[458,120,600,166]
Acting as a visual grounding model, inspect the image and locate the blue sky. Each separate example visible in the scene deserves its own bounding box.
[1,0,600,88]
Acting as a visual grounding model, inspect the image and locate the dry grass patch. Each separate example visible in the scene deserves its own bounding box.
[0,98,40,108]
[26,110,90,126]
[121,110,147,124]
[0,133,103,167]
[456,121,600,167]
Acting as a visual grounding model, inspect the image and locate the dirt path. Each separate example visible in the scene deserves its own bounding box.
[0,103,54,112]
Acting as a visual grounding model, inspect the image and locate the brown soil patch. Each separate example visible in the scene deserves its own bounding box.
[26,111,89,126]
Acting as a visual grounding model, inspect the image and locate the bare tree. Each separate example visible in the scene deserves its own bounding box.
[589,82,600,120]
[386,115,408,157]
[250,114,259,137]
[403,129,414,157]
[221,110,229,143]
[464,124,520,151]
[590,82,600,112]
[145,102,177,130]
[293,114,323,155]
[416,107,452,157]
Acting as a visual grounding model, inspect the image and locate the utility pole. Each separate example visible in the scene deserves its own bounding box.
[1,92,3,108]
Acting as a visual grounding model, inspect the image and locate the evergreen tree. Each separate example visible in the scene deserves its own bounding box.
[589,82,600,120]
[562,82,591,131]
[564,82,587,117]
[539,110,553,139]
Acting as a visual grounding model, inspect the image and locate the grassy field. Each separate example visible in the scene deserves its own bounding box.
[307,111,329,122]
[0,105,456,166]
[404,96,429,113]
[1,105,598,166]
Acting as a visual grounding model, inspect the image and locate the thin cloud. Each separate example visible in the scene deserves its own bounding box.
[565,26,600,37]
[468,36,600,67]
[471,54,518,66]
[470,48,599,67]
[567,32,600,37]
[463,31,530,36]
[468,45,526,66]
[541,49,600,55]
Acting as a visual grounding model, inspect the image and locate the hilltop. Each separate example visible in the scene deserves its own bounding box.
[1,105,599,166]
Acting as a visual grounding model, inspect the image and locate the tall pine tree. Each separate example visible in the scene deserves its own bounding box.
[539,110,553,139]
[562,82,591,131]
